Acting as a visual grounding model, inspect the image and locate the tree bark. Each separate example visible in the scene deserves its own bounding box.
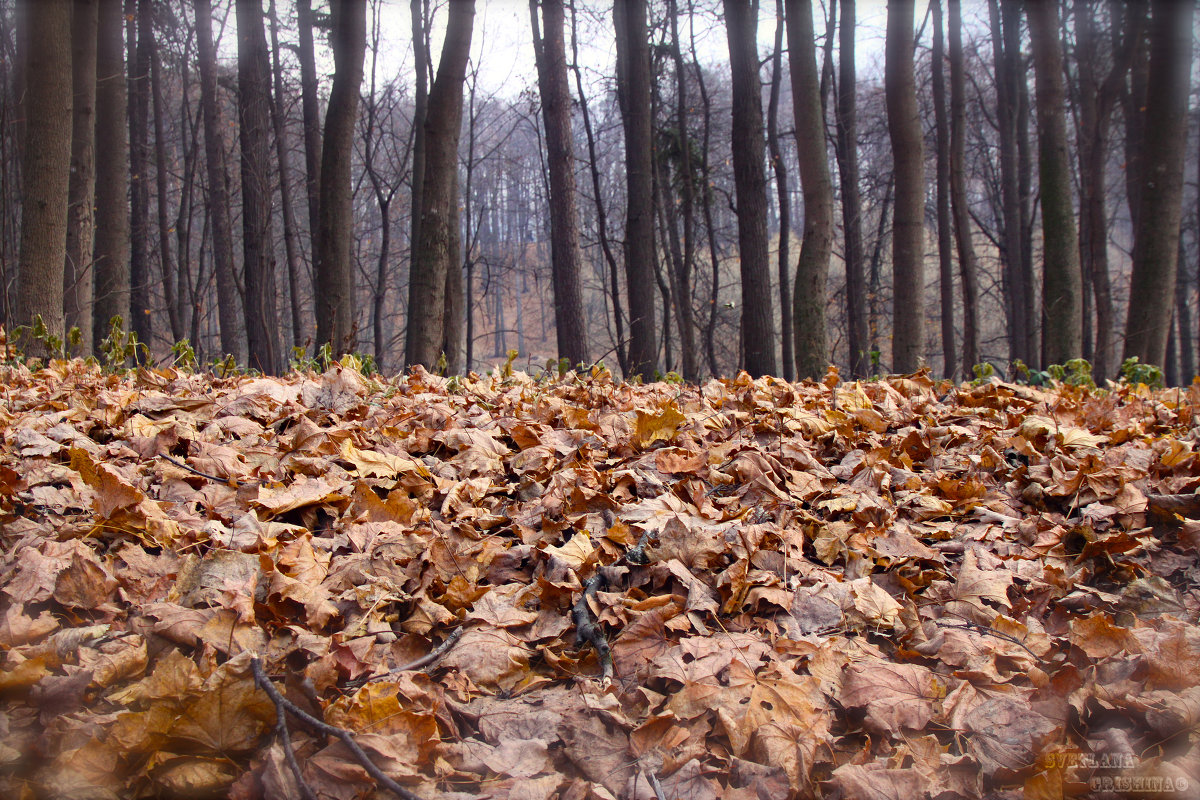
[268,0,306,352]
[768,0,792,382]
[16,0,72,357]
[92,0,129,353]
[65,0,97,356]
[1028,0,1082,366]
[786,0,832,380]
[314,0,366,357]
[725,0,776,378]
[947,0,978,374]
[149,14,182,343]
[613,0,657,379]
[931,0,955,379]
[409,0,428,330]
[531,0,588,367]
[127,0,152,347]
[836,0,869,378]
[194,0,242,359]
[295,0,321,277]
[236,0,282,374]
[404,0,474,369]
[885,0,925,373]
[1124,0,1193,369]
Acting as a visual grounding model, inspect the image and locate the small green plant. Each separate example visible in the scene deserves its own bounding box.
[1119,356,1164,389]
[970,361,996,385]
[653,369,685,384]
[98,316,148,370]
[170,339,197,371]
[7,315,84,362]
[1046,358,1095,388]
[209,353,241,378]
[500,349,519,379]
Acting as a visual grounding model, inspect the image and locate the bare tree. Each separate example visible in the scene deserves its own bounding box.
[1028,0,1082,366]
[194,0,242,359]
[65,0,97,355]
[1125,0,1193,368]
[725,0,776,378]
[530,0,588,366]
[932,0,955,379]
[296,0,321,269]
[128,0,153,346]
[787,0,833,380]
[947,0,978,373]
[315,0,366,356]
[92,0,130,352]
[885,0,925,373]
[15,0,72,356]
[836,0,869,377]
[613,0,657,379]
[405,0,474,369]
[767,0,792,381]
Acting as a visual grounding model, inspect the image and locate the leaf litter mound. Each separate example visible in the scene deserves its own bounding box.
[1,360,1199,799]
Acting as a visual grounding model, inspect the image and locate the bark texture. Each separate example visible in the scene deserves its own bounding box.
[725,0,776,378]
[885,0,925,373]
[786,0,832,380]
[65,0,98,355]
[947,0,978,373]
[92,0,129,352]
[836,0,869,378]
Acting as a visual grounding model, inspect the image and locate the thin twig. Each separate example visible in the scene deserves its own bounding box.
[270,683,318,800]
[933,617,1041,659]
[647,770,667,800]
[251,657,426,800]
[358,627,466,686]
[158,453,247,486]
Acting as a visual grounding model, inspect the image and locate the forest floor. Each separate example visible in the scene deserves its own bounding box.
[1,360,1198,800]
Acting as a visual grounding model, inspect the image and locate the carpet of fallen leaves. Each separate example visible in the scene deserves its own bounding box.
[2,360,1199,800]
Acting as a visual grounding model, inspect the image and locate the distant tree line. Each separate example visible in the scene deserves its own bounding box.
[0,0,1196,383]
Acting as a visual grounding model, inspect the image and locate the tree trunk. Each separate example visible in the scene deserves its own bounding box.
[194,0,242,360]
[768,0,793,382]
[149,17,182,343]
[570,0,625,374]
[786,0,832,380]
[128,0,152,348]
[236,0,281,374]
[92,0,129,353]
[16,0,72,357]
[531,0,588,367]
[836,0,869,378]
[947,0,978,374]
[268,0,306,352]
[409,0,428,328]
[613,0,657,379]
[931,0,955,379]
[314,0,366,356]
[1028,0,1082,366]
[885,0,925,374]
[1176,235,1194,382]
[296,0,321,277]
[1124,0,1192,369]
[442,161,465,373]
[725,0,776,378]
[405,0,474,369]
[988,0,1029,366]
[65,0,97,356]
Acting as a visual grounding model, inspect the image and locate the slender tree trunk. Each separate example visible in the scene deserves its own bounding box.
[296,0,321,276]
[569,0,625,373]
[836,0,869,378]
[1029,0,1082,366]
[236,0,281,374]
[613,0,657,379]
[947,0,978,374]
[786,0,832,380]
[931,0,955,379]
[768,0,793,381]
[988,0,1028,365]
[405,0,474,369]
[149,20,182,343]
[531,0,588,366]
[127,0,152,347]
[1015,13,1036,365]
[409,0,428,319]
[268,0,306,352]
[92,0,129,352]
[664,0,700,380]
[65,0,97,356]
[1176,235,1194,382]
[442,162,465,373]
[885,0,925,373]
[315,0,366,356]
[194,0,242,359]
[16,0,72,357]
[1125,0,1192,368]
[725,0,776,377]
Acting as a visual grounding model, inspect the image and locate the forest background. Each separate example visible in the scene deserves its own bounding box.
[1,0,1197,385]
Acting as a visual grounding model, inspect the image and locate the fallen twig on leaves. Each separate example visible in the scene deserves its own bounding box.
[354,626,465,687]
[251,657,427,800]
[571,573,613,682]
[158,453,248,486]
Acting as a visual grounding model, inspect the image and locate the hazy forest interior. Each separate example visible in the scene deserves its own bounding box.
[2,0,1198,385]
